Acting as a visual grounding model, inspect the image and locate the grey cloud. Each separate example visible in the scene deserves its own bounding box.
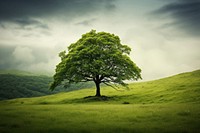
[75,18,97,26]
[12,46,35,64]
[0,0,69,20]
[14,18,49,29]
[0,18,49,33]
[0,44,57,72]
[0,45,15,69]
[104,0,116,11]
[153,0,200,36]
[0,0,116,24]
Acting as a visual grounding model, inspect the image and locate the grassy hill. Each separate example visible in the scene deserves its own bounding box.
[0,74,53,100]
[4,69,200,105]
[0,69,199,133]
[0,70,94,100]
[0,69,35,76]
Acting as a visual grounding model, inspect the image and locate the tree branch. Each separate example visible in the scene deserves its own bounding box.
[102,81,124,92]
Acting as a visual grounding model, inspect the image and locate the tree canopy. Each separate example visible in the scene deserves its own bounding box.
[50,30,141,96]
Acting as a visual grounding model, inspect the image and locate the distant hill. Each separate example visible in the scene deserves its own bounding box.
[0,70,94,100]
[0,69,35,76]
[0,69,53,76]
[3,69,200,104]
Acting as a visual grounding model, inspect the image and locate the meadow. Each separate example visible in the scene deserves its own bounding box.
[0,70,200,133]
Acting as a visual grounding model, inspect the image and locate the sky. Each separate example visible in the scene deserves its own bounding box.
[0,0,199,80]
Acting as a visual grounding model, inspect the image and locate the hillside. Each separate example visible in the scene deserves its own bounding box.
[4,69,200,104]
[0,69,36,76]
[0,70,200,133]
[0,71,94,100]
[0,74,52,100]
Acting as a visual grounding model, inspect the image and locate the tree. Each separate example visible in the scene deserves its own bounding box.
[50,30,141,96]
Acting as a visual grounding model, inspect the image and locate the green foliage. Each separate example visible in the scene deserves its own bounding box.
[50,30,141,96]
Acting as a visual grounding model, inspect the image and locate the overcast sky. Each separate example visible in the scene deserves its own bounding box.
[0,0,199,80]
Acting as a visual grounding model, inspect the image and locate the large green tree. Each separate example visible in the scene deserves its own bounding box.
[50,30,141,96]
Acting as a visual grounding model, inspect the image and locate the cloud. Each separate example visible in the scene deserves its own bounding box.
[152,0,200,36]
[0,0,116,24]
[0,0,199,80]
[0,18,49,33]
[0,0,116,37]
[75,18,97,26]
[0,44,62,74]
[12,46,35,64]
[14,18,49,29]
[123,24,200,81]
[0,45,15,69]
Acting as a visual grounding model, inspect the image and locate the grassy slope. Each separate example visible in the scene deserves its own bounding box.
[0,70,200,133]
[0,73,94,100]
[4,69,200,105]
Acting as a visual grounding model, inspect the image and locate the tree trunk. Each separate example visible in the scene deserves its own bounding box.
[95,82,101,97]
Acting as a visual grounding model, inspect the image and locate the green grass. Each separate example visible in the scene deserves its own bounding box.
[0,70,200,133]
[0,104,199,133]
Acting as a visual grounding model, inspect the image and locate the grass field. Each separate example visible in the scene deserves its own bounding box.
[0,70,200,133]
